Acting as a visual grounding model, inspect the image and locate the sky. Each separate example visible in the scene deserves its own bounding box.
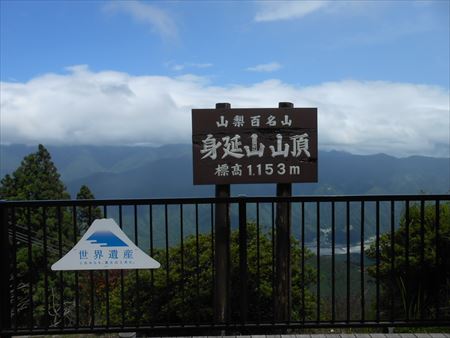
[1,0,449,157]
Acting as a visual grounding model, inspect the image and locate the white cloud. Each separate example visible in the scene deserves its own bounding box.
[253,1,398,23]
[246,62,282,73]
[172,64,185,71]
[104,0,177,40]
[169,62,213,72]
[1,66,449,157]
[189,63,213,69]
[254,1,329,22]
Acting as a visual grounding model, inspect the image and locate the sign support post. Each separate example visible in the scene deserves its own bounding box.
[214,102,231,325]
[275,102,293,322]
[192,101,317,325]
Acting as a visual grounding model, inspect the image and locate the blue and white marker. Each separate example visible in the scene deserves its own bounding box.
[51,218,160,271]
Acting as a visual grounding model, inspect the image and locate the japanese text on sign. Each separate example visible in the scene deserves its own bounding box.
[192,107,318,185]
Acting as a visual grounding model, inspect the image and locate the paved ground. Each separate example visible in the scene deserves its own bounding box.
[14,334,450,338]
[154,335,450,338]
[238,335,450,338]
[164,335,450,338]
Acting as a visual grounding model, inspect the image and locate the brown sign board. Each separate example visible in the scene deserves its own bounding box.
[192,107,318,185]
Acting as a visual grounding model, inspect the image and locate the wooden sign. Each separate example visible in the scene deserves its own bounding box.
[192,107,318,185]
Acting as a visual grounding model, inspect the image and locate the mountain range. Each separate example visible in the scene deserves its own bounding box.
[1,144,449,199]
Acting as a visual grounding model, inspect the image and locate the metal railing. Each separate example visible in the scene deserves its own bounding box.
[1,194,449,336]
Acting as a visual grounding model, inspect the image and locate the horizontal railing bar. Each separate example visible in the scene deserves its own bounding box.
[1,193,449,207]
[3,320,450,335]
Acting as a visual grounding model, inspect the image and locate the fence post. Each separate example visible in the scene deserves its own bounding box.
[238,198,248,323]
[0,202,12,337]
[214,102,231,325]
[275,101,293,322]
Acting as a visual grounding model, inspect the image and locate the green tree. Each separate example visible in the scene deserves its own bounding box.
[367,202,450,320]
[0,144,69,201]
[0,145,95,328]
[76,184,102,234]
[106,223,316,326]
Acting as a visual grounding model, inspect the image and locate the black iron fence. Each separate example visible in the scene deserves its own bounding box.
[1,194,449,336]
